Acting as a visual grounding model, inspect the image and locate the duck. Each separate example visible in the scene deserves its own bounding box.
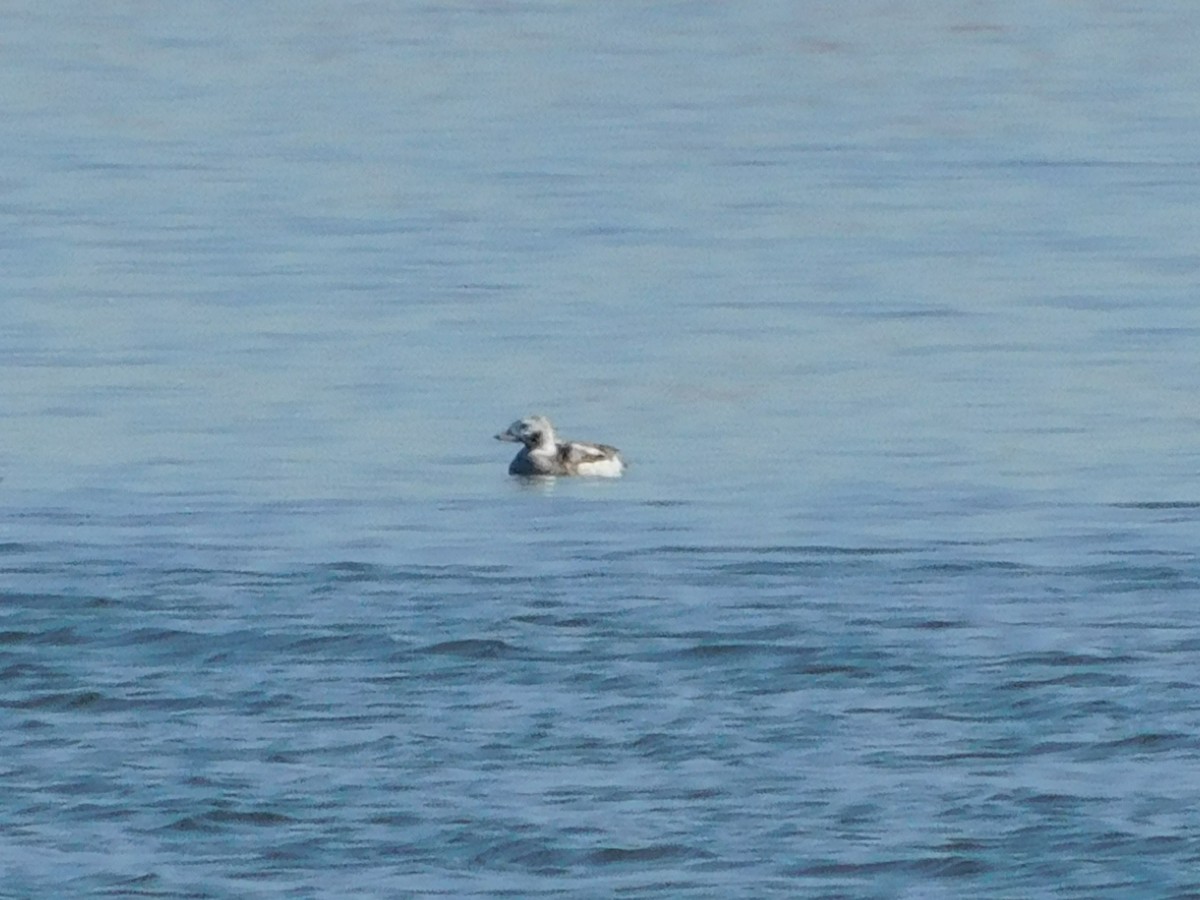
[495,415,625,477]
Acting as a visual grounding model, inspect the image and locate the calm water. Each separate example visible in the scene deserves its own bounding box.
[4,2,1200,897]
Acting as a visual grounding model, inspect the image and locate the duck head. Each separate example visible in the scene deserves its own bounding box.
[495,415,555,449]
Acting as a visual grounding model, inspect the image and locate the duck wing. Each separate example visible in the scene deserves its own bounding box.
[559,441,617,464]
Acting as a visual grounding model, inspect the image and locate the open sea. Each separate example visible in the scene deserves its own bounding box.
[3,2,1200,897]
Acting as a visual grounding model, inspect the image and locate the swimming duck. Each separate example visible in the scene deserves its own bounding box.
[495,415,625,477]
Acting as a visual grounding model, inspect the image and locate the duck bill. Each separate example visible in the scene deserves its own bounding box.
[495,431,520,442]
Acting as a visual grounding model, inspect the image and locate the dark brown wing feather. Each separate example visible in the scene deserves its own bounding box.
[557,441,618,466]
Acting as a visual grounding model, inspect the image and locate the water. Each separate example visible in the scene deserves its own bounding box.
[3,2,1200,896]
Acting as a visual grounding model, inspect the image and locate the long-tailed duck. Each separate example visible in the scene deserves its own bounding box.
[495,415,625,477]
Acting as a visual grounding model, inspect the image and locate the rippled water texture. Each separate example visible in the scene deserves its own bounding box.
[3,2,1200,897]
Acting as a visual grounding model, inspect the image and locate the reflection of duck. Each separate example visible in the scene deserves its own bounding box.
[495,415,625,477]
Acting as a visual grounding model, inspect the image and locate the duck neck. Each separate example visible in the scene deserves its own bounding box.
[527,428,557,454]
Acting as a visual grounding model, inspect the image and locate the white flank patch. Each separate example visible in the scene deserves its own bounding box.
[575,456,625,477]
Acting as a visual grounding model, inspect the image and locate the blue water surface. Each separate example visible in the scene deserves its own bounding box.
[3,2,1200,897]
